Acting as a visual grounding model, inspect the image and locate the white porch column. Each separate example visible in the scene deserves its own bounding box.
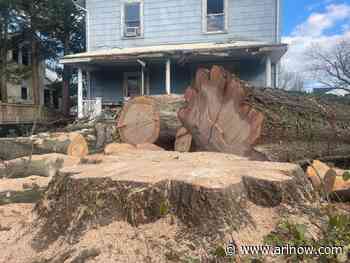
[78,68,84,119]
[165,59,171,95]
[265,55,272,88]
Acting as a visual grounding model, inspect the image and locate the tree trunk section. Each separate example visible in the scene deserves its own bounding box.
[0,153,80,178]
[31,40,40,105]
[178,66,350,162]
[117,95,185,150]
[0,132,89,160]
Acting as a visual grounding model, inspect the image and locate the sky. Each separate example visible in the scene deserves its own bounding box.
[282,0,350,88]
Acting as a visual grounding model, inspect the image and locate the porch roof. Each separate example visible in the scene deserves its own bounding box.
[60,41,288,65]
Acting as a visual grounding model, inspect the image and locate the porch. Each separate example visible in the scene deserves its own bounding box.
[0,103,58,125]
[60,42,287,119]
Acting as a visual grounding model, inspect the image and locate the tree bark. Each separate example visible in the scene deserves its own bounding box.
[62,33,72,116]
[31,40,40,105]
[0,132,89,160]
[117,95,185,150]
[0,13,9,102]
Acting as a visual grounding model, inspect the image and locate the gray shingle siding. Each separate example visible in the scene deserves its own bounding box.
[86,0,279,51]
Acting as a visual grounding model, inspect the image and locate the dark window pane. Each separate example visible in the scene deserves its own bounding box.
[44,90,51,107]
[22,48,30,66]
[21,87,28,100]
[125,3,140,22]
[207,0,224,14]
[12,48,19,63]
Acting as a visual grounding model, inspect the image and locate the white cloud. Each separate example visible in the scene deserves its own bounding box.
[282,3,350,78]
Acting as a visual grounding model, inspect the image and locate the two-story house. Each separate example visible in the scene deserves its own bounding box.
[4,38,60,108]
[61,0,287,118]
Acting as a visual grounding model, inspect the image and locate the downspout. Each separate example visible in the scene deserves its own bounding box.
[276,0,280,43]
[275,0,281,87]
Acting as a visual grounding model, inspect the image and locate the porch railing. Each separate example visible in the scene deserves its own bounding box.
[0,103,57,125]
[82,97,102,119]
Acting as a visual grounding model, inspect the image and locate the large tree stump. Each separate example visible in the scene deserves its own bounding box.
[34,151,314,246]
[0,132,89,160]
[178,66,350,162]
[117,95,185,149]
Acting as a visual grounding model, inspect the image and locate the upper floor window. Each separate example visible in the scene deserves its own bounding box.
[123,1,143,38]
[204,0,227,33]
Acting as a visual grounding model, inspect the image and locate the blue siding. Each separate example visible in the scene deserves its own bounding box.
[86,0,279,51]
[90,59,265,103]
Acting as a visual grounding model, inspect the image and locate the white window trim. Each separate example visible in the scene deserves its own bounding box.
[202,0,229,34]
[121,0,144,39]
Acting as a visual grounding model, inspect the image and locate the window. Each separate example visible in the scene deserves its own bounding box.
[21,86,28,100]
[204,0,227,33]
[123,2,142,38]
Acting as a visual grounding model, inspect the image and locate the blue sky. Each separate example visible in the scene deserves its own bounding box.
[281,0,350,89]
[283,0,350,36]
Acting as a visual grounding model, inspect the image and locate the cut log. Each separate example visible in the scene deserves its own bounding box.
[178,66,350,162]
[34,151,314,244]
[0,132,89,160]
[0,154,81,179]
[306,160,332,190]
[324,169,350,201]
[117,95,185,150]
[306,160,350,201]
[0,176,49,205]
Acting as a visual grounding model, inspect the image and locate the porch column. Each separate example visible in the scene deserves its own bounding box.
[165,59,171,94]
[265,55,272,88]
[78,68,84,119]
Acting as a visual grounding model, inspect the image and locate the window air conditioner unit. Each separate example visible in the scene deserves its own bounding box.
[125,27,140,37]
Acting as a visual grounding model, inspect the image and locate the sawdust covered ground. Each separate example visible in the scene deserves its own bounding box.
[0,201,282,263]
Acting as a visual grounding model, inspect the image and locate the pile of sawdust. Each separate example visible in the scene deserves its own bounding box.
[0,201,284,263]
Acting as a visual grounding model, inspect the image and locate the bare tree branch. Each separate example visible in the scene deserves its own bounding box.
[307,39,350,92]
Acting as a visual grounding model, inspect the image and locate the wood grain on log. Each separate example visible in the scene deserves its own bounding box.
[117,95,185,149]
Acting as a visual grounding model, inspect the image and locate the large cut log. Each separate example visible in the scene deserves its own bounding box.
[0,132,89,160]
[178,66,350,162]
[117,95,185,149]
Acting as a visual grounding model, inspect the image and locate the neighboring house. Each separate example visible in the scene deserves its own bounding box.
[5,42,61,109]
[61,0,287,118]
[0,39,61,125]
